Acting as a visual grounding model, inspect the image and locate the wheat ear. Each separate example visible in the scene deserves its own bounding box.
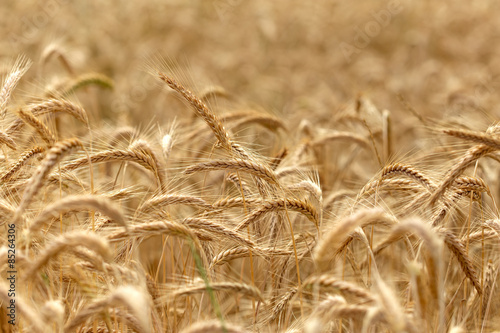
[6,99,88,136]
[184,159,278,185]
[1,146,45,182]
[303,275,375,302]
[210,246,291,267]
[439,228,482,295]
[17,108,56,145]
[158,72,232,151]
[171,281,264,303]
[314,208,395,272]
[0,130,17,150]
[60,147,163,188]
[380,163,435,191]
[55,72,113,97]
[28,195,127,234]
[24,231,112,280]
[235,198,318,231]
[64,285,151,333]
[15,138,82,220]
[444,128,500,150]
[0,55,32,118]
[140,194,211,213]
[182,217,258,249]
[428,144,494,206]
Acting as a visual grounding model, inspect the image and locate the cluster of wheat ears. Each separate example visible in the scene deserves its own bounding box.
[0,52,499,333]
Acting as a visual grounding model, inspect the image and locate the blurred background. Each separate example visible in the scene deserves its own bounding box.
[2,0,500,153]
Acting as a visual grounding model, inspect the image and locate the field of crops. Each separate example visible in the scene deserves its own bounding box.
[1,1,500,332]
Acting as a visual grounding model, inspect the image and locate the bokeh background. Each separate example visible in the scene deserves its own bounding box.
[3,0,500,134]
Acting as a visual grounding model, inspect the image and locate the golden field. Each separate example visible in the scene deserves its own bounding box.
[1,1,500,332]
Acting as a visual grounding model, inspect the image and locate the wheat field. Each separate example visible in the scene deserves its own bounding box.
[1,1,500,332]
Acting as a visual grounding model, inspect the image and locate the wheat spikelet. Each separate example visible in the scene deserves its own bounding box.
[485,219,500,241]
[428,144,494,206]
[482,260,497,321]
[130,139,166,190]
[463,229,497,245]
[107,220,198,242]
[303,275,375,302]
[235,198,318,231]
[225,172,253,197]
[28,195,127,234]
[6,99,88,136]
[314,208,396,272]
[210,246,291,267]
[0,130,17,150]
[0,146,45,182]
[444,128,500,150]
[15,138,83,220]
[439,228,482,295]
[17,108,56,145]
[431,189,479,227]
[269,287,297,322]
[286,180,322,205]
[60,147,163,187]
[379,163,435,191]
[453,175,489,194]
[24,231,112,280]
[64,285,151,333]
[359,178,420,197]
[140,194,211,213]
[0,55,32,118]
[184,159,279,185]
[54,72,113,97]
[183,217,258,249]
[158,72,232,151]
[170,281,264,302]
[309,295,346,318]
[211,196,261,209]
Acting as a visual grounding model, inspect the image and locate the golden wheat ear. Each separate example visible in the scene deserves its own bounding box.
[15,138,83,221]
[157,73,232,151]
[0,55,32,119]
